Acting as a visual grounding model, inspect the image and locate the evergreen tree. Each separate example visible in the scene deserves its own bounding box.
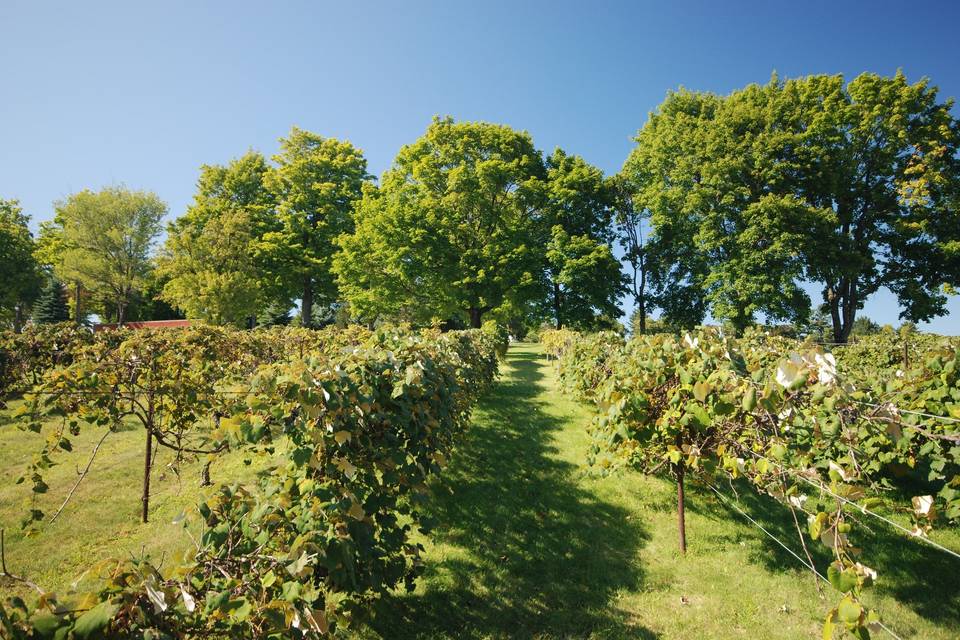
[32,277,70,324]
[257,301,292,327]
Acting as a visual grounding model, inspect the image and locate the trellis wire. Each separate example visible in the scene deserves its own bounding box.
[734,445,960,562]
[706,481,904,640]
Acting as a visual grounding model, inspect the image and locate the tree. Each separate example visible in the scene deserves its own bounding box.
[257,301,292,327]
[0,198,42,331]
[335,117,544,328]
[52,187,166,324]
[544,227,624,329]
[850,315,881,337]
[159,152,277,325]
[624,83,824,336]
[32,277,71,324]
[610,175,662,334]
[126,268,184,322]
[262,128,369,327]
[540,149,625,329]
[781,72,960,342]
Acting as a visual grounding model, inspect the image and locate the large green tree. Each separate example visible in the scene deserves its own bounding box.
[781,72,960,342]
[159,151,277,325]
[50,187,166,324]
[540,149,625,329]
[262,128,369,327]
[625,72,960,341]
[334,117,545,328]
[0,198,42,330]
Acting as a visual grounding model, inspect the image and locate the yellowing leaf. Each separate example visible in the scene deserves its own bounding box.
[348,502,366,520]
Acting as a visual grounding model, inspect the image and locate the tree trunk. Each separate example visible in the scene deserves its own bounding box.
[636,296,646,335]
[201,459,212,487]
[676,461,687,554]
[117,299,126,326]
[732,305,748,337]
[302,275,314,328]
[74,281,82,325]
[553,281,563,330]
[468,307,482,329]
[13,304,23,333]
[141,427,153,523]
[827,278,859,344]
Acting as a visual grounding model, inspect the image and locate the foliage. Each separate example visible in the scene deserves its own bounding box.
[159,152,278,325]
[540,149,625,329]
[556,328,960,637]
[544,226,625,330]
[49,187,166,324]
[258,301,293,327]
[0,323,93,399]
[623,71,960,342]
[30,278,70,325]
[1,326,497,638]
[335,117,544,328]
[833,329,960,380]
[850,316,882,337]
[481,320,510,359]
[0,199,42,330]
[623,84,821,334]
[262,128,369,327]
[556,331,625,402]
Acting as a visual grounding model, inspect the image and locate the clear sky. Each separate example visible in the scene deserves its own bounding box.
[2,0,958,333]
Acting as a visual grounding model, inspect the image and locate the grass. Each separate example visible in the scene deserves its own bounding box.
[1,342,958,638]
[0,406,264,599]
[357,343,960,639]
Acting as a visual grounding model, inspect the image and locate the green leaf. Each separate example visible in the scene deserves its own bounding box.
[822,609,837,640]
[827,564,858,594]
[692,380,711,402]
[29,612,63,636]
[262,570,277,588]
[837,596,862,624]
[227,598,252,621]
[71,601,118,639]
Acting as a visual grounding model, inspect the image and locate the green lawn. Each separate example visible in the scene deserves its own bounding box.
[358,343,960,639]
[0,406,264,599]
[1,343,958,638]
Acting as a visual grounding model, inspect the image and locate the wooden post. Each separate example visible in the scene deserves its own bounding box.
[141,427,152,523]
[676,462,687,554]
[75,281,82,325]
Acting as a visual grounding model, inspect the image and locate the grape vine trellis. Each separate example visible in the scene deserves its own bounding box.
[544,327,960,639]
[0,324,501,638]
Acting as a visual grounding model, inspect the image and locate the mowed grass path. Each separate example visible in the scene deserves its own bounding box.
[359,343,960,639]
[1,343,958,638]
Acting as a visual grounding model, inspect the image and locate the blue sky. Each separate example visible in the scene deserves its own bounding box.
[1,0,958,333]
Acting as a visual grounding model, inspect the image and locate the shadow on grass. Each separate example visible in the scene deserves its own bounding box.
[686,479,960,629]
[365,349,656,639]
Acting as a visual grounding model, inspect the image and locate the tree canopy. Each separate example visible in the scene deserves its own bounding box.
[47,187,166,324]
[335,117,546,328]
[622,71,960,340]
[540,149,625,329]
[0,198,41,330]
[159,151,277,326]
[262,128,369,327]
[4,71,958,338]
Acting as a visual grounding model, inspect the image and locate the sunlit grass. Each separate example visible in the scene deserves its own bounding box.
[357,343,960,639]
[1,344,957,638]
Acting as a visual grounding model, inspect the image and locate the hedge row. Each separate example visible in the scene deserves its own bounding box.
[544,327,960,637]
[1,326,499,638]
